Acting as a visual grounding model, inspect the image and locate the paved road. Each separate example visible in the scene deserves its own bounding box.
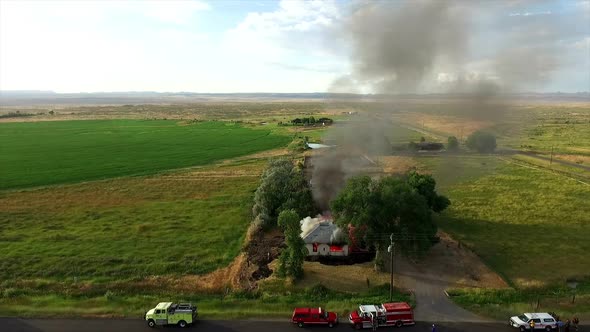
[395,258,488,323]
[4,317,575,332]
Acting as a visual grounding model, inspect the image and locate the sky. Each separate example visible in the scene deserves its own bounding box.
[0,0,588,93]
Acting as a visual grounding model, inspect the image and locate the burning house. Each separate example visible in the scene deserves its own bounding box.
[300,216,348,257]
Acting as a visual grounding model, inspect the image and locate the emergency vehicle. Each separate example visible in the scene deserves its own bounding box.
[509,312,557,331]
[348,302,415,329]
[144,302,197,328]
[292,307,338,328]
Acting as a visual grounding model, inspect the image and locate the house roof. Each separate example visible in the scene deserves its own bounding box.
[301,221,337,244]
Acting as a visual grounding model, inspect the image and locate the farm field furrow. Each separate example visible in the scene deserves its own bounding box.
[0,120,290,190]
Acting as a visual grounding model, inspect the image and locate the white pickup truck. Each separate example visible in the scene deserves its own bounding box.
[509,312,557,331]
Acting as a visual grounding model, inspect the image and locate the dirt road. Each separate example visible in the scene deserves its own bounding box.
[395,232,507,322]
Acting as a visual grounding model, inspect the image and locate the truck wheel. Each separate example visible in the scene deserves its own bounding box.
[328,322,334,328]
[520,326,527,332]
[147,320,155,328]
[355,323,362,330]
[545,327,552,332]
[178,320,187,328]
[298,322,304,328]
[396,320,403,327]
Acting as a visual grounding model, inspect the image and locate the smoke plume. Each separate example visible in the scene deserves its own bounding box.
[312,0,579,207]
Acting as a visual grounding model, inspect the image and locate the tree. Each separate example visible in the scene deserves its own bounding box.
[466,131,496,153]
[407,171,450,213]
[331,173,449,264]
[252,159,317,228]
[447,136,459,151]
[277,209,307,279]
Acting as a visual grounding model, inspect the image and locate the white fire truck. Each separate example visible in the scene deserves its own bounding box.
[348,302,415,329]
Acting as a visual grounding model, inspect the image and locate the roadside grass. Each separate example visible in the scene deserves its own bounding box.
[0,159,266,280]
[0,283,412,319]
[0,120,289,190]
[434,158,590,285]
[448,279,590,320]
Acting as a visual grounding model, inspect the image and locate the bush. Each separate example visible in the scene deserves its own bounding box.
[447,136,459,150]
[104,290,116,301]
[305,283,331,300]
[465,131,496,153]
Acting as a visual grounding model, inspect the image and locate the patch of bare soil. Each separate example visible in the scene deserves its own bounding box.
[555,154,590,165]
[377,156,421,174]
[397,112,492,137]
[243,227,285,284]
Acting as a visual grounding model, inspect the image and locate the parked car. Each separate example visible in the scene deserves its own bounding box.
[292,307,338,328]
[509,312,557,331]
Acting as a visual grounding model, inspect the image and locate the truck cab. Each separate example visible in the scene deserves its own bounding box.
[145,302,197,328]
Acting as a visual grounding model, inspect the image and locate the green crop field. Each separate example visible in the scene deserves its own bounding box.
[0,120,290,190]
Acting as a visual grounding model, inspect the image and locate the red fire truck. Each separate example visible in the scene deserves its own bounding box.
[348,302,415,329]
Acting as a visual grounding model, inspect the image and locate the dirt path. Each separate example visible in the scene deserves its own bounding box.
[395,232,507,322]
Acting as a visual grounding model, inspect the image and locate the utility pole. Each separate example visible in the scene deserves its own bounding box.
[388,233,395,302]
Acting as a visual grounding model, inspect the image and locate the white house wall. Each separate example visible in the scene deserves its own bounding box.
[305,244,349,256]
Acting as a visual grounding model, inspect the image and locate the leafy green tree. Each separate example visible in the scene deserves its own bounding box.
[331,173,449,264]
[466,131,497,153]
[277,209,307,279]
[406,171,450,213]
[252,159,317,228]
[447,136,459,151]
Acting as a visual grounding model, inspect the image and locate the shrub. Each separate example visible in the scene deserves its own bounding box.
[465,131,496,153]
[447,136,459,150]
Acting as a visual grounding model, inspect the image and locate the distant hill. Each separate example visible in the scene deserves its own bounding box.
[0,91,588,106]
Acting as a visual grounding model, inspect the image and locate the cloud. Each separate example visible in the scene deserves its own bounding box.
[140,0,211,24]
[509,11,551,16]
[224,0,341,57]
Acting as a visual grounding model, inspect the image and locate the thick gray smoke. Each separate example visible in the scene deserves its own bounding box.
[339,0,573,94]
[345,0,469,93]
[311,114,389,211]
[312,0,582,208]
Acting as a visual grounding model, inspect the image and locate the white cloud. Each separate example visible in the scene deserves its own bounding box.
[509,10,552,16]
[140,0,211,24]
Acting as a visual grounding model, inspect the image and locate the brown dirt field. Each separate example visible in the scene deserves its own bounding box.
[377,156,422,174]
[567,147,590,154]
[396,113,492,137]
[555,154,590,165]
